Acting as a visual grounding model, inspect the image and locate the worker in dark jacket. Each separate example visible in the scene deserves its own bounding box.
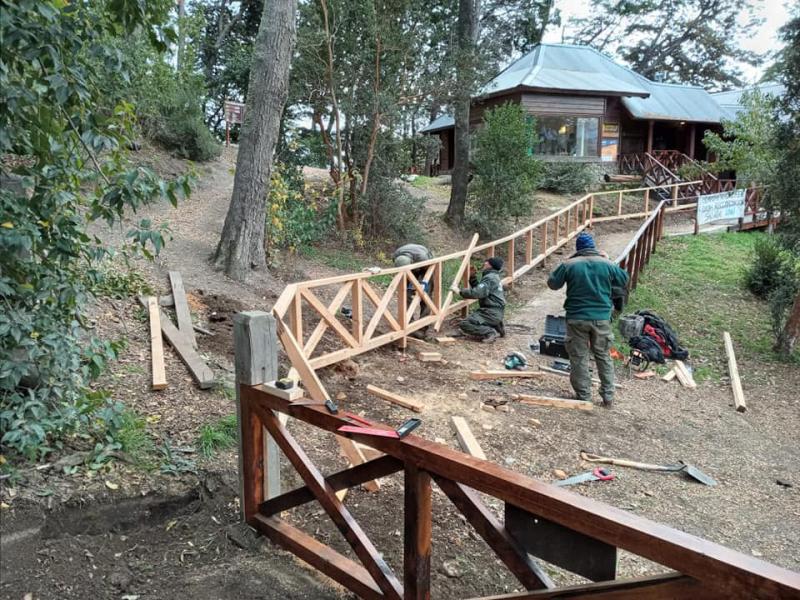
[394,243,435,338]
[547,232,629,407]
[455,257,506,343]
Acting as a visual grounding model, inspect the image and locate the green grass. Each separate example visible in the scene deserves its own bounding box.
[115,410,157,469]
[625,232,775,381]
[301,246,394,286]
[197,414,238,458]
[409,175,439,188]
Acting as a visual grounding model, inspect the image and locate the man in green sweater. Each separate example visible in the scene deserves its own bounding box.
[455,257,506,343]
[547,232,629,406]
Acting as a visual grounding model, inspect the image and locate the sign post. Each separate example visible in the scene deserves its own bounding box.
[223,100,246,147]
[695,189,746,234]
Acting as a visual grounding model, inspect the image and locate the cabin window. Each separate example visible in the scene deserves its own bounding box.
[535,116,599,157]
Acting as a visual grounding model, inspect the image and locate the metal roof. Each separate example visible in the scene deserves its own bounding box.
[622,82,727,123]
[711,82,786,120]
[419,114,455,133]
[478,44,651,98]
[419,45,776,131]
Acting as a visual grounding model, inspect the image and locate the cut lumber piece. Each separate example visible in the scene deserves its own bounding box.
[723,332,747,413]
[147,296,167,390]
[418,351,442,362]
[673,360,697,389]
[435,336,457,345]
[451,416,486,460]
[512,394,593,411]
[262,381,304,402]
[366,384,423,413]
[469,370,546,381]
[405,336,433,348]
[661,368,677,382]
[169,271,197,349]
[538,366,622,389]
[137,296,214,389]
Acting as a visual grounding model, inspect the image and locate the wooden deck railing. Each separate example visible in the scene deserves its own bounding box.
[271,180,704,375]
[615,200,667,290]
[233,317,800,599]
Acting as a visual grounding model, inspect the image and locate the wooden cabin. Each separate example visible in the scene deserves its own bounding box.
[421,44,743,173]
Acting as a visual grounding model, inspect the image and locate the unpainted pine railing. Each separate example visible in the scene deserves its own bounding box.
[271,181,705,374]
[614,199,667,290]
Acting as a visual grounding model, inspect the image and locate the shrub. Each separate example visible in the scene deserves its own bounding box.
[469,104,543,237]
[746,236,788,297]
[363,175,426,246]
[266,163,336,257]
[539,162,604,195]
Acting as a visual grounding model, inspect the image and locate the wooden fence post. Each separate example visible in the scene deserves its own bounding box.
[234,311,281,518]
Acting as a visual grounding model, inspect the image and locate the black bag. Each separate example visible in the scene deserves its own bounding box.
[634,310,689,360]
[629,335,666,364]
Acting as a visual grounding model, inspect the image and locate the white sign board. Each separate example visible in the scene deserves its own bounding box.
[697,189,746,226]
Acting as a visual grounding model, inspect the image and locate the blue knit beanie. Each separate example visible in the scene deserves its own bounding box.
[576,232,595,251]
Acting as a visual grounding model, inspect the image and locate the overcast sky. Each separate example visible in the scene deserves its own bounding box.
[542,0,794,84]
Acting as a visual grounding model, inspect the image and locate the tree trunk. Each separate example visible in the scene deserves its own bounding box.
[445,0,479,226]
[779,292,800,355]
[212,0,298,282]
[177,0,186,71]
[424,102,440,176]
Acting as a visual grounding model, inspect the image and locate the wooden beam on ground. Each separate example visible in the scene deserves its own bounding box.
[512,394,593,411]
[470,370,546,381]
[673,360,697,389]
[418,351,442,362]
[138,296,213,389]
[723,332,746,413]
[451,416,486,460]
[366,384,423,413]
[169,271,197,349]
[434,233,479,332]
[435,336,457,345]
[147,296,167,390]
[537,366,622,389]
[661,368,677,382]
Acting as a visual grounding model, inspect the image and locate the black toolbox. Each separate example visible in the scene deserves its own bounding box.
[539,314,569,359]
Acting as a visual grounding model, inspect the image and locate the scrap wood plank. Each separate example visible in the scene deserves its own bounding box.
[366,384,423,413]
[138,296,213,389]
[435,336,457,345]
[512,394,593,411]
[662,368,677,382]
[538,366,622,389]
[469,370,546,381]
[419,351,442,362]
[723,332,747,412]
[451,416,486,460]
[147,296,167,390]
[169,271,197,349]
[673,360,697,389]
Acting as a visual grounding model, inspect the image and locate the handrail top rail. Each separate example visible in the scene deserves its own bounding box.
[614,199,668,265]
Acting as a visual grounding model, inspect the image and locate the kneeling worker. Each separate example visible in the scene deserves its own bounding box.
[546,232,629,407]
[455,257,506,343]
[393,243,435,337]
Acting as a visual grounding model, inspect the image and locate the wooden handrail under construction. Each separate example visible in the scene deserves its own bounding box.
[234,313,800,599]
[271,180,704,377]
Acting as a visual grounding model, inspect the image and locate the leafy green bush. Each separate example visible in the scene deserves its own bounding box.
[745,236,800,353]
[363,175,426,246]
[143,88,221,161]
[0,2,190,460]
[266,163,336,256]
[469,103,543,237]
[746,236,789,297]
[539,162,604,195]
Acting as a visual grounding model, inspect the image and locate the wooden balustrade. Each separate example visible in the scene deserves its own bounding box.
[615,200,667,290]
[234,317,800,600]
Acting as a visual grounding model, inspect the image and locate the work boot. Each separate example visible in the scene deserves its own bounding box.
[601,396,613,408]
[494,322,506,338]
[481,330,499,344]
